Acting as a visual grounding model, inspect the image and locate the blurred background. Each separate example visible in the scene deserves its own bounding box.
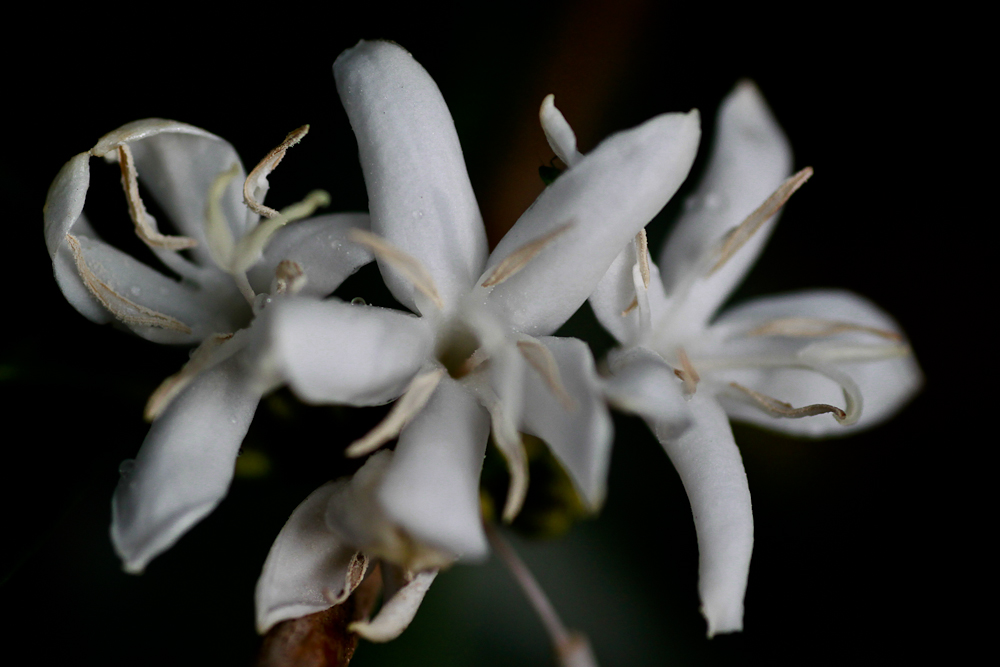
[3,1,968,664]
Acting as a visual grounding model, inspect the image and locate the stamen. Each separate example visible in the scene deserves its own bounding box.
[322,552,369,606]
[66,234,192,333]
[471,383,529,522]
[345,369,445,458]
[672,347,700,396]
[708,167,813,275]
[635,228,650,289]
[746,317,904,342]
[243,125,310,219]
[272,259,307,295]
[204,162,241,273]
[230,189,330,274]
[517,338,576,410]
[631,262,651,333]
[144,332,235,421]
[117,144,198,250]
[727,381,847,422]
[349,229,445,310]
[481,222,574,288]
[621,296,638,317]
[485,523,598,667]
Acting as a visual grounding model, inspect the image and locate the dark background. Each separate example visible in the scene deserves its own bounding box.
[3,2,970,664]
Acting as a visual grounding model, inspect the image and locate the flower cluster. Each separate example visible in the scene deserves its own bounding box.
[43,39,920,663]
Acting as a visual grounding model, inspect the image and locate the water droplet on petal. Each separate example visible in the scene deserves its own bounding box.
[130,286,141,296]
[351,297,366,306]
[412,210,424,219]
[118,459,136,477]
[253,292,272,315]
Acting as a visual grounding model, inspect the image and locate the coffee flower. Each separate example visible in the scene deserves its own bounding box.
[588,82,922,636]
[43,121,372,572]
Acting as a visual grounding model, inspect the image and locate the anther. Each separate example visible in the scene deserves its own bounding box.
[727,381,848,422]
[481,221,574,288]
[349,229,445,310]
[117,144,197,250]
[243,125,310,219]
[673,347,700,396]
[144,332,235,421]
[746,317,904,341]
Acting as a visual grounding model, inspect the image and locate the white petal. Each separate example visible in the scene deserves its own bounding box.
[520,337,613,510]
[350,569,438,642]
[708,289,922,436]
[97,119,250,269]
[378,376,490,560]
[255,482,366,633]
[539,94,583,167]
[480,110,700,337]
[590,246,670,346]
[248,213,374,298]
[111,357,260,573]
[334,40,488,313]
[658,82,792,332]
[649,393,752,637]
[603,346,690,426]
[261,298,432,405]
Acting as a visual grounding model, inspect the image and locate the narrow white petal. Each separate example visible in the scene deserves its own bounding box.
[657,81,792,333]
[247,213,374,298]
[379,377,491,560]
[603,346,690,427]
[262,298,433,406]
[481,109,700,337]
[539,94,583,167]
[349,569,437,642]
[334,40,488,312]
[255,482,366,634]
[111,358,260,573]
[649,393,752,637]
[708,290,922,436]
[520,337,613,510]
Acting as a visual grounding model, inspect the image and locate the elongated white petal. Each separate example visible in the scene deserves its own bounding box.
[111,357,260,573]
[379,376,491,560]
[349,569,437,642]
[68,234,247,343]
[262,298,432,406]
[649,392,752,637]
[603,346,690,427]
[520,337,613,510]
[481,109,700,336]
[540,94,583,168]
[248,213,373,297]
[708,290,922,436]
[255,482,366,633]
[334,40,488,313]
[657,82,792,333]
[590,246,670,346]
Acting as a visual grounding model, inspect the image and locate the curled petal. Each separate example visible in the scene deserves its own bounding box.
[255,481,367,634]
[539,94,583,168]
[657,81,792,334]
[349,569,438,642]
[379,376,491,560]
[111,357,260,574]
[520,337,613,511]
[481,109,700,336]
[261,298,433,406]
[649,393,752,637]
[334,40,488,313]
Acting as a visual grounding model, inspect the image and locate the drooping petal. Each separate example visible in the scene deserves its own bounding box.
[603,346,690,427]
[706,289,922,436]
[589,246,670,346]
[378,376,491,560]
[480,109,700,337]
[94,119,251,268]
[520,337,613,511]
[111,356,260,574]
[260,298,433,406]
[349,569,438,642]
[334,40,488,313]
[248,213,374,298]
[255,482,367,633]
[649,392,752,637]
[657,82,792,333]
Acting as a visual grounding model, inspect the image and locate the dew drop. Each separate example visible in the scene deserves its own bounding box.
[130,286,141,296]
[351,297,366,306]
[253,292,272,315]
[412,210,424,219]
[118,459,136,477]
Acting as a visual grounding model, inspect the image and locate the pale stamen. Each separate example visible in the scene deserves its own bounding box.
[345,369,446,458]
[708,167,813,275]
[204,163,241,276]
[322,552,369,606]
[144,332,236,421]
[117,144,198,250]
[66,234,192,333]
[746,317,904,342]
[243,125,310,219]
[469,382,529,522]
[517,338,576,411]
[481,221,574,288]
[635,228,650,289]
[230,189,330,274]
[271,259,307,295]
[727,381,847,421]
[349,229,445,311]
[672,346,700,396]
[485,523,598,667]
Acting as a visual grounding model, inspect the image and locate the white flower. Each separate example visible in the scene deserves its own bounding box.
[43,120,373,573]
[588,82,923,636]
[253,39,700,641]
